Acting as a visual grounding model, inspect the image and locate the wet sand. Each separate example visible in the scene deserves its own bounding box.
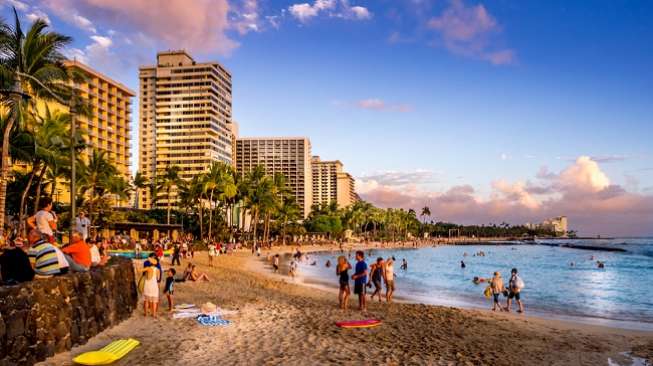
[39,244,653,366]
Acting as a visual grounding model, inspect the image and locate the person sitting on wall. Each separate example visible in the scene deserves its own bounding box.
[26,230,64,277]
[61,231,92,272]
[0,236,35,284]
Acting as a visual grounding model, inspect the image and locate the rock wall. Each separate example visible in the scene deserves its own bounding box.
[0,257,138,366]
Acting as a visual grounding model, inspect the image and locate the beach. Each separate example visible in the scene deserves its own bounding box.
[38,245,653,366]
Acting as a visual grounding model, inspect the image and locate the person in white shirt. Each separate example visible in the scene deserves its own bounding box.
[75,211,91,240]
[27,197,57,242]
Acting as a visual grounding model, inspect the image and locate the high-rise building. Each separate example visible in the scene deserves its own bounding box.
[235,137,312,218]
[27,60,134,205]
[311,156,357,209]
[138,50,234,209]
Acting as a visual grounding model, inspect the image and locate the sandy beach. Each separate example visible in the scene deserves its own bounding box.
[38,245,653,366]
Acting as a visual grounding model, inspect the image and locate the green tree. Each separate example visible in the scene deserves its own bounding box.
[0,9,72,227]
[157,165,181,225]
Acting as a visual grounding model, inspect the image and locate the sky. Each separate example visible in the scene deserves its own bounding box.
[1,0,652,236]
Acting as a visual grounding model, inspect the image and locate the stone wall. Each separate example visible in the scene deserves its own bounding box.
[0,257,138,366]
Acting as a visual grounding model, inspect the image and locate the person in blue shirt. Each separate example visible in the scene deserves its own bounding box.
[351,250,368,312]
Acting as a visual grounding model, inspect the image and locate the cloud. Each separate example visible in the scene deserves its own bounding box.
[64,34,113,66]
[288,0,371,22]
[427,0,515,65]
[358,170,438,188]
[589,155,629,163]
[1,0,28,11]
[26,9,50,24]
[357,156,653,236]
[43,0,237,55]
[232,0,262,34]
[355,98,413,112]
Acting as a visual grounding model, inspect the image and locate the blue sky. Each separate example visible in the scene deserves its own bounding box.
[1,0,652,235]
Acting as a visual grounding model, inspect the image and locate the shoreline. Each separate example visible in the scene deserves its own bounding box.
[38,245,653,366]
[252,243,653,334]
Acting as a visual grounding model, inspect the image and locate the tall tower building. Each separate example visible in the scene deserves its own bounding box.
[235,137,312,218]
[311,156,357,208]
[138,50,234,209]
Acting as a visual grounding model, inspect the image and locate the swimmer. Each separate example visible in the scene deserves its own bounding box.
[460,260,466,269]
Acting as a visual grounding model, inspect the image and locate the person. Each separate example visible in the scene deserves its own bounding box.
[351,251,368,312]
[460,260,466,269]
[134,238,142,259]
[489,271,505,311]
[325,259,331,268]
[182,263,193,280]
[208,242,216,267]
[273,254,280,273]
[336,255,351,310]
[506,268,524,313]
[0,237,34,284]
[26,230,62,276]
[289,260,297,278]
[256,245,261,257]
[163,268,176,312]
[188,264,210,281]
[27,197,57,243]
[171,243,181,266]
[144,253,162,282]
[74,211,91,241]
[369,257,384,302]
[154,244,164,260]
[142,257,161,318]
[61,231,91,272]
[401,258,408,271]
[88,239,106,266]
[384,256,395,303]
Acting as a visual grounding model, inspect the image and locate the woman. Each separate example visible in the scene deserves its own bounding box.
[489,271,505,311]
[336,256,352,310]
[207,242,216,267]
[189,264,210,282]
[369,257,384,302]
[384,257,395,303]
[142,258,161,318]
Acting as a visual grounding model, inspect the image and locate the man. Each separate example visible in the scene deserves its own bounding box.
[506,268,525,313]
[0,237,34,284]
[61,231,91,272]
[74,211,91,240]
[351,251,368,312]
[26,230,62,276]
[27,197,57,243]
[171,242,181,266]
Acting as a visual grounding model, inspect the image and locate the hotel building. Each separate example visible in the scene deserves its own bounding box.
[311,156,357,208]
[138,50,234,209]
[235,137,312,218]
[24,61,134,205]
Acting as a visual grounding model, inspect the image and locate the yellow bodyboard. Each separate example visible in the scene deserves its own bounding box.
[73,338,140,365]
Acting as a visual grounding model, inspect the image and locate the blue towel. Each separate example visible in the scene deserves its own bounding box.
[196,314,231,326]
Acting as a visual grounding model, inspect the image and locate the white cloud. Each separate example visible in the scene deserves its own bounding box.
[26,9,50,24]
[349,6,371,20]
[1,0,29,11]
[355,98,412,112]
[288,0,370,22]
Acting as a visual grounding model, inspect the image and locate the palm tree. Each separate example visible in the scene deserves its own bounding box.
[157,165,181,225]
[276,196,300,245]
[132,171,148,208]
[77,149,116,227]
[0,9,72,227]
[244,169,273,247]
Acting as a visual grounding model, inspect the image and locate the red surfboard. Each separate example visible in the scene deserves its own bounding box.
[335,319,382,328]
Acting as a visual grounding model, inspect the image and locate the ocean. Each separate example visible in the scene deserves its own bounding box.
[297,238,653,331]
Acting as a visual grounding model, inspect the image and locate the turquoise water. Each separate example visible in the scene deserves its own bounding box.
[298,239,653,330]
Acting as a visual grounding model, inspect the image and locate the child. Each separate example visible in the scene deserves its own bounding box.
[164,268,176,312]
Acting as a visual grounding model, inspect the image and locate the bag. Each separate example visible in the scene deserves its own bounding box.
[515,277,525,290]
[483,286,492,299]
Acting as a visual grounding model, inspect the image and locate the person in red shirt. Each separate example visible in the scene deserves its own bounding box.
[62,231,91,272]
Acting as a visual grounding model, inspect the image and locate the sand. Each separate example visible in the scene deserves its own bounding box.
[39,244,653,366]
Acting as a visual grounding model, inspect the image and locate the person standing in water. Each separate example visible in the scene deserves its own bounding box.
[384,256,395,302]
[351,251,368,312]
[401,258,408,271]
[369,257,385,302]
[336,256,352,309]
[490,271,505,312]
[506,268,525,313]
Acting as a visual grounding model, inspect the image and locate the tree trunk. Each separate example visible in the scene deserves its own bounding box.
[0,100,19,228]
[32,165,48,216]
[167,187,171,225]
[198,200,204,240]
[207,190,214,240]
[19,162,39,234]
[252,210,259,246]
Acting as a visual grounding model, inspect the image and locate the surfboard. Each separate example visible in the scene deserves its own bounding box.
[335,319,382,329]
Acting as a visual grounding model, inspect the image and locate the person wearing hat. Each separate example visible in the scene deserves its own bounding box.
[142,257,161,318]
[489,271,506,311]
[506,268,525,313]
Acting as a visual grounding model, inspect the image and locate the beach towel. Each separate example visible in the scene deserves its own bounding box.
[174,304,196,310]
[196,314,231,326]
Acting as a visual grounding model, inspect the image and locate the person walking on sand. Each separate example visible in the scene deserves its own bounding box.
[207,242,216,267]
[273,254,280,273]
[490,271,506,312]
[506,268,525,313]
[384,257,395,303]
[336,256,352,309]
[369,257,385,302]
[351,251,368,312]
